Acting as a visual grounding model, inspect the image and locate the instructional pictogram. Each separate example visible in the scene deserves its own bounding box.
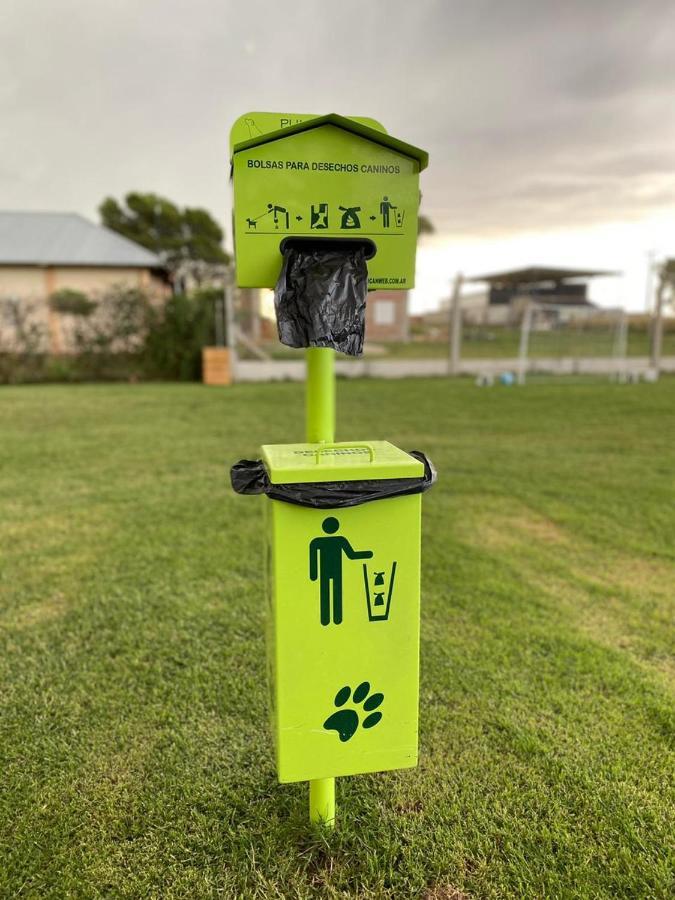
[309,516,373,625]
[310,203,329,229]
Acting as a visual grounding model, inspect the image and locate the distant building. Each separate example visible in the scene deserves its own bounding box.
[420,290,488,335]
[466,266,616,326]
[238,288,264,342]
[415,267,619,338]
[365,290,409,342]
[0,211,168,352]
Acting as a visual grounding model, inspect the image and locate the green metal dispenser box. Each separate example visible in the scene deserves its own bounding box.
[261,441,423,784]
[230,112,429,290]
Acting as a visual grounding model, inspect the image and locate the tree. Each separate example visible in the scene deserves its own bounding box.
[651,258,675,373]
[657,259,675,304]
[418,214,435,237]
[99,193,229,273]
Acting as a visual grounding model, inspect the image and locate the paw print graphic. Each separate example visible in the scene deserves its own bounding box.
[322,681,384,742]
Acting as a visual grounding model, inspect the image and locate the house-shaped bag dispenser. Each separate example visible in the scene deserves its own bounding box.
[229,112,428,289]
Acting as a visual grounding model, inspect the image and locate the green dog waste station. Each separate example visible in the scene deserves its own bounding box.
[230,112,433,827]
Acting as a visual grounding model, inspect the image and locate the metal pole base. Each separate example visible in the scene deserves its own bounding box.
[309,777,335,828]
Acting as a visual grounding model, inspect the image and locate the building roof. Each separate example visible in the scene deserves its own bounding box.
[0,211,163,268]
[468,266,618,286]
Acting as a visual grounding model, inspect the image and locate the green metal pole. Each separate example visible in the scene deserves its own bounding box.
[305,347,335,444]
[305,346,336,827]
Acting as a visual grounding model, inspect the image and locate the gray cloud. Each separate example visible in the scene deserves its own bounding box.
[1,0,674,241]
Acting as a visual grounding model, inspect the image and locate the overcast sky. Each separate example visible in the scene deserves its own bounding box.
[2,0,675,309]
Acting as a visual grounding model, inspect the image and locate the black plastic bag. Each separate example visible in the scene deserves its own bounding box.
[274,246,368,356]
[230,451,436,509]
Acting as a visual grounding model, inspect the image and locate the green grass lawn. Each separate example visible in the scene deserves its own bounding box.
[1,379,673,899]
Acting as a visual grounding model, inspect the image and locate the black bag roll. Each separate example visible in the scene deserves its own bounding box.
[274,246,368,356]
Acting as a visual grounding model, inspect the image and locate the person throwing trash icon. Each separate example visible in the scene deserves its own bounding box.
[309,517,373,626]
[379,196,397,228]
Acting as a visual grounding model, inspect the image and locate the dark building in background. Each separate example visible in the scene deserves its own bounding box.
[467,266,618,326]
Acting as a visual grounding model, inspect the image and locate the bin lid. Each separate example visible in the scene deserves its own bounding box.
[261,441,424,484]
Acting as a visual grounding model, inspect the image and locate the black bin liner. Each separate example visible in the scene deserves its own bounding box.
[274,246,368,356]
[230,450,436,509]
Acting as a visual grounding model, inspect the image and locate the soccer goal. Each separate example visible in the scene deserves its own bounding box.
[517,302,631,384]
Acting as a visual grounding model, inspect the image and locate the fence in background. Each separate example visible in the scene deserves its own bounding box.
[232,297,674,383]
[233,355,675,383]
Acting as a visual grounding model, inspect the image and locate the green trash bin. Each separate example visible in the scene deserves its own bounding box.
[246,440,432,784]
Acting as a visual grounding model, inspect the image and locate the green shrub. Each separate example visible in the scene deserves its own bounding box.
[48,289,97,317]
[44,357,77,383]
[1,287,227,384]
[0,299,47,383]
[142,289,223,381]
[69,286,150,379]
